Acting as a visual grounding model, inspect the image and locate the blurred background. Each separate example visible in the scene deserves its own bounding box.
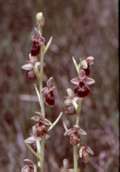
[0,0,118,172]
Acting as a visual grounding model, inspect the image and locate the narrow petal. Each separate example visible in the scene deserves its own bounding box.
[79,128,87,135]
[79,146,84,158]
[87,146,94,155]
[85,77,95,85]
[71,77,79,85]
[47,77,54,87]
[21,63,33,71]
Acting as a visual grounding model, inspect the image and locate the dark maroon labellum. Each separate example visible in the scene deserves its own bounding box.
[74,85,90,97]
[45,91,55,106]
[70,134,80,145]
[84,65,90,76]
[34,123,48,138]
[31,40,40,56]
[31,143,37,152]
[26,71,36,81]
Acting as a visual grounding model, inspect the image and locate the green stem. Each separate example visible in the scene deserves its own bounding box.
[40,139,45,172]
[39,46,45,117]
[73,145,78,172]
[73,99,82,172]
[76,100,82,126]
[36,139,41,169]
[34,17,53,172]
[34,41,45,172]
[48,112,63,131]
[38,45,45,172]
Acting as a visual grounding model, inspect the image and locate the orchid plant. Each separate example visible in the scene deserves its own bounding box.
[21,12,63,172]
[21,12,95,172]
[63,56,95,172]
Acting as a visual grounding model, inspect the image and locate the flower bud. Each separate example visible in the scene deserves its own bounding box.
[36,12,45,27]
[79,145,94,163]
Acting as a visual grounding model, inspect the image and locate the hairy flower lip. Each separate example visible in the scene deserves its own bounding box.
[63,125,83,145]
[30,27,45,56]
[74,85,90,97]
[71,69,95,97]
[42,77,56,106]
[32,124,49,139]
[42,77,55,94]
[45,93,55,106]
[31,113,51,139]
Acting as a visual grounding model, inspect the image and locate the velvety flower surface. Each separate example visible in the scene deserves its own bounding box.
[32,114,51,139]
[31,28,45,56]
[42,77,56,106]
[32,123,48,138]
[71,70,95,97]
[64,125,87,145]
[79,145,94,163]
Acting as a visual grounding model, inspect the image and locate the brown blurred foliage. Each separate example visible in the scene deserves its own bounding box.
[0,0,118,172]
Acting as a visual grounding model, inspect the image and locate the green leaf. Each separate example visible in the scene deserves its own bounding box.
[44,36,53,55]
[72,56,79,74]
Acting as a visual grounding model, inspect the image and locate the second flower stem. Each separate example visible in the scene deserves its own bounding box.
[73,99,82,172]
[73,145,78,172]
[35,43,45,172]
